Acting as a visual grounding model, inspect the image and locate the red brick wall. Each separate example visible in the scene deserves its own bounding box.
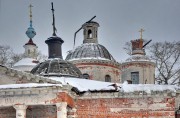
[76,97,175,118]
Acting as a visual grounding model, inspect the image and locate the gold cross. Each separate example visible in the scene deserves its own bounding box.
[29,4,33,21]
[139,28,145,39]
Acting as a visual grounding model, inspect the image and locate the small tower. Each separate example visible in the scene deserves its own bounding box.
[66,20,120,83]
[131,29,145,55]
[82,21,99,44]
[45,2,64,59]
[31,2,82,78]
[121,29,155,84]
[24,4,37,59]
[13,4,39,72]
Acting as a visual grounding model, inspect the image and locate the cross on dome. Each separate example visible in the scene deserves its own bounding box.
[139,28,145,40]
[26,4,36,39]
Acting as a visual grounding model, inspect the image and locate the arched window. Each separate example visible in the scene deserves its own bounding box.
[83,73,90,79]
[105,75,111,82]
[88,30,92,38]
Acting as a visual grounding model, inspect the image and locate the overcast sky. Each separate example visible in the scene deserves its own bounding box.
[0,0,180,62]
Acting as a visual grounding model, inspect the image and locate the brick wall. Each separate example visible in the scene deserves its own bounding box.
[76,97,175,118]
[0,105,57,118]
[27,105,57,118]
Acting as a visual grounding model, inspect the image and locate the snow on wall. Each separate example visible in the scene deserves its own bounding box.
[0,83,62,89]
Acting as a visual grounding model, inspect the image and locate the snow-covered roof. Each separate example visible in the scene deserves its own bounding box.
[68,57,109,61]
[0,76,179,94]
[0,83,62,89]
[48,77,179,93]
[49,77,117,92]
[121,81,179,93]
[13,58,38,67]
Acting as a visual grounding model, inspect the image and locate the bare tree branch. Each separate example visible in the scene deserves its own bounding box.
[149,41,180,85]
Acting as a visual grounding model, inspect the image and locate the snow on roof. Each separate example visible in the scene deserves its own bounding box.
[121,81,179,93]
[13,58,38,67]
[48,77,179,93]
[49,77,117,92]
[68,57,109,61]
[0,83,62,89]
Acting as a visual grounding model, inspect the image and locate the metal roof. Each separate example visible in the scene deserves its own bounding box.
[66,43,115,61]
[31,58,82,78]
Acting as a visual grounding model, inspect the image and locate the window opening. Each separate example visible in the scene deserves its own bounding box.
[131,72,139,84]
[105,75,111,82]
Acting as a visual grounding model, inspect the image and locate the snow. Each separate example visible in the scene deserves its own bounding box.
[0,83,62,89]
[0,76,179,93]
[121,81,179,93]
[68,57,109,61]
[13,58,38,67]
[48,77,179,93]
[49,77,117,92]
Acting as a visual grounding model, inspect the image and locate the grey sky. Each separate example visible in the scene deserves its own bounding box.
[0,0,180,62]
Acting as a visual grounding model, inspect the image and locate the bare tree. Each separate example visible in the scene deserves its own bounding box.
[36,51,48,62]
[150,41,180,85]
[123,42,132,55]
[0,45,13,66]
[0,45,48,67]
[10,53,24,66]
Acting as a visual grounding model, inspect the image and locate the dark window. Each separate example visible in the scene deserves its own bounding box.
[131,72,139,84]
[83,73,90,79]
[88,30,92,38]
[105,75,111,82]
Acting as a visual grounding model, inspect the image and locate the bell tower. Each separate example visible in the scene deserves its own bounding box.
[82,21,99,44]
[24,4,37,59]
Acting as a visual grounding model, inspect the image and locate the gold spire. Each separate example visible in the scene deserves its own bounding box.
[29,4,33,22]
[139,28,144,39]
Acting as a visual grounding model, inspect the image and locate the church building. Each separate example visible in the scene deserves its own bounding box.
[0,2,179,118]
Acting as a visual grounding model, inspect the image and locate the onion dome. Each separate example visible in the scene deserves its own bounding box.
[31,58,82,78]
[31,2,82,78]
[66,43,115,61]
[26,26,36,39]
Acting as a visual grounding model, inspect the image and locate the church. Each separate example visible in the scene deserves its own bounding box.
[0,3,179,118]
